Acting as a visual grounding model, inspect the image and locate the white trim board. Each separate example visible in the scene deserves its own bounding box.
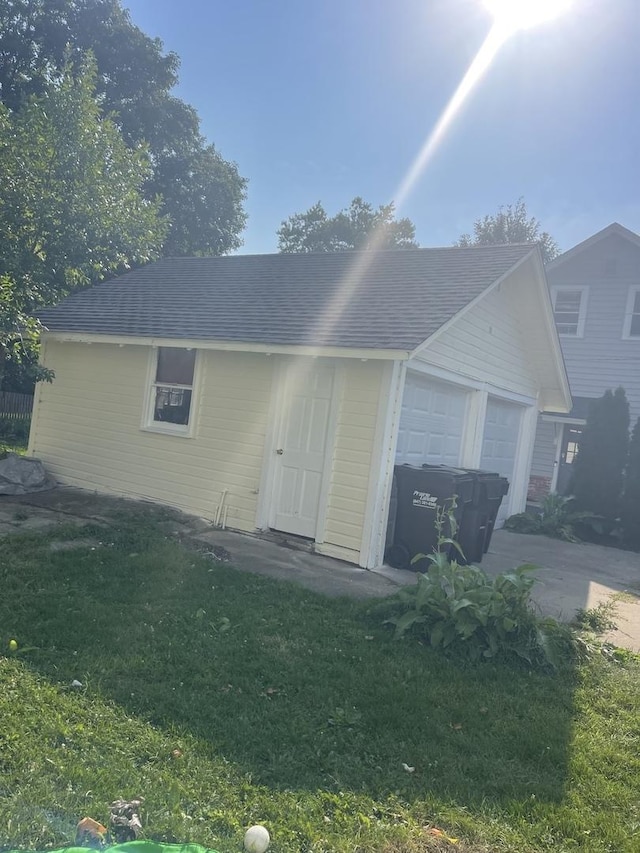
[508,403,539,517]
[360,360,406,569]
[541,415,586,426]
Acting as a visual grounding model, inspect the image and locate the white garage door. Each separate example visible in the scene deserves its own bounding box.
[480,397,522,526]
[396,374,468,467]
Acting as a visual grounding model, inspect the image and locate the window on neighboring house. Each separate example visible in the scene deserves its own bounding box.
[146,347,197,433]
[623,287,640,338]
[552,287,588,336]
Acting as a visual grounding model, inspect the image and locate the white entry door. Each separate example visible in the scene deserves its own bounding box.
[480,397,523,526]
[272,363,335,538]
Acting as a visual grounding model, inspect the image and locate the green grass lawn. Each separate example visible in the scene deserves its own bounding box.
[0,507,638,853]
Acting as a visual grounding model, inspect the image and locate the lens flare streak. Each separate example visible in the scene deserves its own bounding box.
[395,23,508,212]
[299,23,509,362]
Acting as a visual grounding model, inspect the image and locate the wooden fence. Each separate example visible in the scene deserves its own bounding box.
[0,391,34,421]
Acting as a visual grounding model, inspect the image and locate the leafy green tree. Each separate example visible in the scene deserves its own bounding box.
[621,417,640,550]
[0,59,166,384]
[152,144,247,258]
[278,197,418,253]
[569,388,630,523]
[0,0,246,256]
[455,198,559,264]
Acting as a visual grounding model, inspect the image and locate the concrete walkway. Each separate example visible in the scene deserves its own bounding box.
[2,486,639,650]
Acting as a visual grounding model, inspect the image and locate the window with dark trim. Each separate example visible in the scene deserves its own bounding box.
[151,347,196,428]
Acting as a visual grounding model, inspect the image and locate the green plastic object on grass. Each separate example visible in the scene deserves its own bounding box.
[5,843,219,853]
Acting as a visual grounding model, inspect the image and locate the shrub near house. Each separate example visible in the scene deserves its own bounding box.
[510,387,640,549]
[505,493,596,543]
[570,387,630,526]
[621,418,640,549]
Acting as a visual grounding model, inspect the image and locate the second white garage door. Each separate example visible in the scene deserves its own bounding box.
[480,397,523,526]
[396,374,468,467]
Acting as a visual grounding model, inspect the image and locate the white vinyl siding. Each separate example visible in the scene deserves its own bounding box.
[414,285,539,400]
[551,286,588,337]
[623,286,640,339]
[31,340,274,531]
[320,360,386,560]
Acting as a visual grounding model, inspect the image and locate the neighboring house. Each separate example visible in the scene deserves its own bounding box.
[31,246,570,568]
[528,223,640,501]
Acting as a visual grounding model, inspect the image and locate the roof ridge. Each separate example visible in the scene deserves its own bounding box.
[157,243,535,262]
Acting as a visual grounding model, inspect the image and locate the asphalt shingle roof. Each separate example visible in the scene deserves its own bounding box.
[37,244,535,352]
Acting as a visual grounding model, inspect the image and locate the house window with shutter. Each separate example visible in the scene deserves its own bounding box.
[143,347,198,435]
[551,286,588,337]
[623,287,640,339]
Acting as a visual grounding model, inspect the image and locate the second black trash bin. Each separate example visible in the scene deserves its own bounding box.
[476,471,509,554]
[385,463,475,570]
[439,468,510,563]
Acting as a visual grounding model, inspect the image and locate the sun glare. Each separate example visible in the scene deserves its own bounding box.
[297,0,574,370]
[485,0,573,34]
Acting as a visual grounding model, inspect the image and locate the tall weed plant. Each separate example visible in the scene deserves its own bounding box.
[385,501,572,669]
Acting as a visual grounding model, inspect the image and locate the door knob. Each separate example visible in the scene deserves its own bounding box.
[276,448,284,455]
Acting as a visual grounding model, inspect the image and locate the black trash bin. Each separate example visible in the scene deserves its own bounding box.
[456,469,509,558]
[418,465,495,565]
[477,472,509,553]
[385,464,474,570]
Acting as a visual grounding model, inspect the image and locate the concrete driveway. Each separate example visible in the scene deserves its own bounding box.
[2,486,639,651]
[480,531,640,651]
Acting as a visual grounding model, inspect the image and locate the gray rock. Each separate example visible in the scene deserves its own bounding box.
[0,453,56,494]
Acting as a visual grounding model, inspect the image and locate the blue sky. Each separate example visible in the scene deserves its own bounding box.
[123,0,640,256]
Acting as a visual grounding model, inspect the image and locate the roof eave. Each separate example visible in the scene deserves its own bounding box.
[40,330,410,361]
